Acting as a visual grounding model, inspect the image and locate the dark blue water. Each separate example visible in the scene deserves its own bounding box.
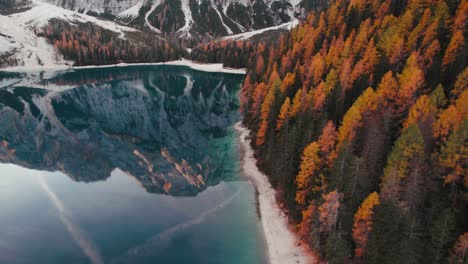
[0,66,267,264]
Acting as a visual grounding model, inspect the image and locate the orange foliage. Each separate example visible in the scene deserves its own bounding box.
[318,121,338,166]
[443,30,465,69]
[298,203,317,240]
[403,95,436,130]
[256,55,265,75]
[281,72,296,93]
[352,192,380,257]
[296,121,338,207]
[338,87,378,150]
[433,90,468,141]
[276,97,292,131]
[396,52,425,112]
[295,142,321,207]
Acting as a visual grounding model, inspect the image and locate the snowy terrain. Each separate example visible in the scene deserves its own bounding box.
[43,0,304,37]
[44,0,141,15]
[0,0,137,70]
[116,0,145,19]
[0,59,245,93]
[143,0,162,34]
[224,19,299,40]
[236,122,315,264]
[73,59,246,74]
[177,0,194,37]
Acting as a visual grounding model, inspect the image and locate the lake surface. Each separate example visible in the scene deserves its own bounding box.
[0,66,268,264]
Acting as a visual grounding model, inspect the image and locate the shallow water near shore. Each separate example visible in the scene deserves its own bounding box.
[0,66,268,264]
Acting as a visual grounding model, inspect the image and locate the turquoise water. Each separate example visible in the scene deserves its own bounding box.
[0,66,267,264]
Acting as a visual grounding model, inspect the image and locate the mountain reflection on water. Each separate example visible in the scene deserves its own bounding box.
[0,66,243,196]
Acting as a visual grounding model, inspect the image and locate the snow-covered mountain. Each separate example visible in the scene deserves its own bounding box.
[42,0,306,37]
[0,0,187,70]
[0,0,138,69]
[0,0,311,69]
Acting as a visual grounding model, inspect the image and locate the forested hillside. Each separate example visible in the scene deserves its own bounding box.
[40,19,185,66]
[238,0,467,263]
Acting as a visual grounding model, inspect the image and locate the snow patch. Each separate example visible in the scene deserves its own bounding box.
[72,59,246,74]
[144,0,162,34]
[0,59,246,74]
[117,0,144,20]
[0,37,15,54]
[40,0,142,16]
[235,122,315,264]
[223,19,299,40]
[211,0,233,35]
[177,0,193,37]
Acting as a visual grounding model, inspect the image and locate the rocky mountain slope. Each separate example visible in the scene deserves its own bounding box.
[0,0,187,69]
[43,0,307,37]
[0,0,318,69]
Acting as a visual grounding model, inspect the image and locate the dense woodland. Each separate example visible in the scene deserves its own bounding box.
[30,0,468,262]
[190,39,255,68]
[190,30,288,68]
[236,0,467,263]
[40,20,186,66]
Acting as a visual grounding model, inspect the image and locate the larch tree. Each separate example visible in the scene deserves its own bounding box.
[352,192,381,257]
[433,90,467,141]
[276,97,292,131]
[396,52,425,115]
[442,30,465,70]
[380,124,427,243]
[337,87,378,150]
[437,120,467,200]
[295,142,321,207]
[403,94,437,145]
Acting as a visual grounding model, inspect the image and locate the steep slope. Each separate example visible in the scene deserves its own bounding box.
[40,0,308,38]
[239,0,467,262]
[0,0,183,69]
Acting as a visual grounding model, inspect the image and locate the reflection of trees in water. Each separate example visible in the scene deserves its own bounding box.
[0,67,242,196]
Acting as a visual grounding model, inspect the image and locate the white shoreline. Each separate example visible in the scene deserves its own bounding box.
[235,122,314,264]
[0,59,246,75]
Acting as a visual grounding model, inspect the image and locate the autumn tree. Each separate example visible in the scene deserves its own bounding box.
[276,97,291,131]
[296,142,321,207]
[352,192,380,257]
[437,120,468,201]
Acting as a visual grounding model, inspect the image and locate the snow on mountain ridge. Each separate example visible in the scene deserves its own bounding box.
[0,0,137,70]
[144,0,162,34]
[177,0,193,37]
[42,0,141,15]
[41,0,304,38]
[116,0,145,19]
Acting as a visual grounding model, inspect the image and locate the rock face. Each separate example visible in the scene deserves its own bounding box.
[0,67,243,196]
[41,0,305,37]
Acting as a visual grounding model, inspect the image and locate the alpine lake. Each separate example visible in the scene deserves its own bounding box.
[0,65,268,264]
